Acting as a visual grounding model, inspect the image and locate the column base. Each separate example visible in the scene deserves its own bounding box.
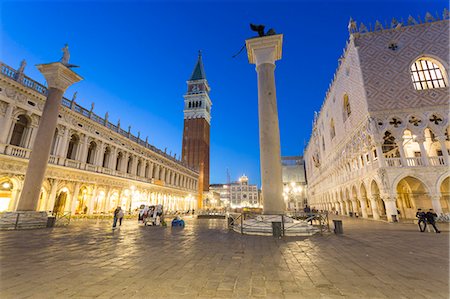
[0,211,49,230]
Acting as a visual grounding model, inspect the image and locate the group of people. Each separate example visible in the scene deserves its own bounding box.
[416,208,440,233]
[138,204,164,226]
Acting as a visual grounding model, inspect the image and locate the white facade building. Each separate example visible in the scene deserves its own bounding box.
[281,156,307,210]
[304,12,449,222]
[229,175,259,209]
[0,61,199,215]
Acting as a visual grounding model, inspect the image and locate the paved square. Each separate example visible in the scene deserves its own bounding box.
[0,216,448,298]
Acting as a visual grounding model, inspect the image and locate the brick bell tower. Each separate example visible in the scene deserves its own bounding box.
[182,51,212,210]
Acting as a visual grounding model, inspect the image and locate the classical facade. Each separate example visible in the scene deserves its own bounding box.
[182,52,212,209]
[0,61,199,215]
[304,12,449,222]
[229,175,260,209]
[281,156,307,210]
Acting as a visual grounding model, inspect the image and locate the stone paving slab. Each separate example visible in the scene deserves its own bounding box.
[0,216,448,298]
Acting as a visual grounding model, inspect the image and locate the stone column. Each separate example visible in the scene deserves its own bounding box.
[382,196,398,222]
[46,179,59,212]
[57,127,70,164]
[17,62,82,212]
[370,196,380,220]
[430,194,443,215]
[246,33,285,214]
[395,140,407,166]
[415,137,429,166]
[69,182,81,214]
[375,142,385,167]
[436,135,449,164]
[360,196,368,218]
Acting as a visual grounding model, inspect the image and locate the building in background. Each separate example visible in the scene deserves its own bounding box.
[304,13,449,222]
[0,61,199,215]
[281,156,308,210]
[210,175,260,210]
[182,52,212,210]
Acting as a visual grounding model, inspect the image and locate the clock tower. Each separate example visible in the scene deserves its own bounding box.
[182,51,212,209]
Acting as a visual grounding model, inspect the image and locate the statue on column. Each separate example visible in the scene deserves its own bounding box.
[60,44,79,68]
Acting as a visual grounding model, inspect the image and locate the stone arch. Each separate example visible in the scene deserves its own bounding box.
[86,141,97,164]
[54,187,71,215]
[396,176,431,218]
[102,146,111,168]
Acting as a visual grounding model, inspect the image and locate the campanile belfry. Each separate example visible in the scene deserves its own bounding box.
[182,52,212,209]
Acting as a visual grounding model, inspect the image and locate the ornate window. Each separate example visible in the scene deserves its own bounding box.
[330,119,336,139]
[410,58,447,90]
[343,94,351,120]
[66,134,80,160]
[102,147,111,168]
[86,141,97,164]
[10,115,29,147]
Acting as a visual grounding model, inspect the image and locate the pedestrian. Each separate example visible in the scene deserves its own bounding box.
[118,207,124,226]
[113,206,121,229]
[425,209,440,233]
[416,208,427,232]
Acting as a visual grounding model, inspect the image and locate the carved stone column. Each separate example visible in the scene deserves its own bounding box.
[430,194,443,215]
[9,61,82,230]
[415,137,429,166]
[46,179,59,212]
[246,33,285,214]
[370,197,380,220]
[374,142,385,167]
[359,196,368,218]
[69,182,81,214]
[436,135,449,164]
[382,196,399,222]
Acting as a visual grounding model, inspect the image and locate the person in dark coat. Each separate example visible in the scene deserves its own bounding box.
[425,209,440,233]
[416,208,427,232]
[112,206,121,229]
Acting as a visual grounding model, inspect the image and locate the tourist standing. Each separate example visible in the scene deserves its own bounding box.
[113,206,121,229]
[416,209,427,232]
[118,208,124,226]
[425,209,440,233]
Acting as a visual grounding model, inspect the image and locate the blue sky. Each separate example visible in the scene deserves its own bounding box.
[1,0,447,186]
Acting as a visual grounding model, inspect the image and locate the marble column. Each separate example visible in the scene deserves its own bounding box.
[0,103,15,151]
[360,196,368,218]
[17,62,82,212]
[370,196,380,220]
[246,33,285,214]
[382,196,398,222]
[415,137,429,166]
[430,194,443,215]
[46,179,59,212]
[437,135,449,164]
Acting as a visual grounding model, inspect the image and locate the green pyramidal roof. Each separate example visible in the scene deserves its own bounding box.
[189,51,206,81]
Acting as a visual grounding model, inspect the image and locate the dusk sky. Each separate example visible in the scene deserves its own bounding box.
[1,0,447,186]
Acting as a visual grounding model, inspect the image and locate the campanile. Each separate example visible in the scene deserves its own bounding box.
[182,52,212,209]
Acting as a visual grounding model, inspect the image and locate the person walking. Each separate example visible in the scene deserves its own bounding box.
[425,209,440,233]
[118,207,124,227]
[112,206,121,229]
[416,209,427,232]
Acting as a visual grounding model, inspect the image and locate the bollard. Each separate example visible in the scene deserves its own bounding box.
[272,222,282,238]
[333,219,343,234]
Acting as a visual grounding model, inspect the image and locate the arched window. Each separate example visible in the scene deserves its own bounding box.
[116,152,123,171]
[144,163,149,178]
[188,102,191,108]
[102,147,111,168]
[343,94,351,120]
[126,156,133,174]
[410,57,447,90]
[330,119,336,139]
[66,134,80,160]
[86,141,97,164]
[10,115,29,147]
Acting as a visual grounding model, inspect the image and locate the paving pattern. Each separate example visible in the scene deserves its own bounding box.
[0,215,448,299]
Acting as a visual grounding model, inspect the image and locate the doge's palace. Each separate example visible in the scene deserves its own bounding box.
[0,61,199,216]
[304,11,449,222]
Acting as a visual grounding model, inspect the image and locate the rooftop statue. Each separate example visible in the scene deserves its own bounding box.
[250,23,276,37]
[18,59,27,74]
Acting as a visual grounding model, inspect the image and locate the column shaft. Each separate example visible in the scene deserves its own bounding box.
[17,88,64,211]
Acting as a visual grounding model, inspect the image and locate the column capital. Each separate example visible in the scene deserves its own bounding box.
[36,62,82,92]
[246,34,283,66]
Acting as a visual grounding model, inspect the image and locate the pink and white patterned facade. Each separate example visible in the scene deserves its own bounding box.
[304,12,449,222]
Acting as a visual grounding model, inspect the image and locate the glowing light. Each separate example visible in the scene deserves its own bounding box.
[2,182,11,189]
